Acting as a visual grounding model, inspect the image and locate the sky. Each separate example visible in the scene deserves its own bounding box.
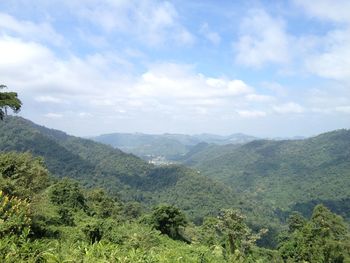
[0,0,349,137]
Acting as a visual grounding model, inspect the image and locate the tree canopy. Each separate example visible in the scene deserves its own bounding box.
[0,85,22,120]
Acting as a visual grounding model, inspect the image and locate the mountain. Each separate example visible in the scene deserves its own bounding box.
[181,130,350,222]
[91,132,257,160]
[193,133,258,145]
[0,116,236,221]
[90,133,193,160]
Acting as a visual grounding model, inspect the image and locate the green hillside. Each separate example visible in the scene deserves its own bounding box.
[180,142,241,166]
[0,116,235,221]
[1,151,349,262]
[182,130,350,222]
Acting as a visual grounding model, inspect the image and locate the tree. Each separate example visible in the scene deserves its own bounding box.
[0,190,31,238]
[216,209,268,256]
[0,85,22,120]
[87,188,121,219]
[49,178,87,211]
[279,205,350,262]
[0,152,49,200]
[150,205,187,239]
[287,211,306,233]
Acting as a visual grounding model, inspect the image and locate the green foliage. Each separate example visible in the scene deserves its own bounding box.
[49,178,87,211]
[151,205,188,240]
[57,207,75,226]
[122,201,143,219]
[0,151,349,262]
[0,85,22,120]
[86,188,121,219]
[1,114,350,261]
[0,152,49,199]
[6,91,350,262]
[0,191,31,238]
[286,211,306,232]
[279,204,350,262]
[82,219,104,244]
[215,209,268,257]
[182,129,350,240]
[0,116,238,222]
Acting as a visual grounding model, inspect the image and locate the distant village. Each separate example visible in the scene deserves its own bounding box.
[146,155,174,166]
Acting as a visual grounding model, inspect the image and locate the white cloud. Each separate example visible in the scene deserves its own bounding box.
[311,108,332,114]
[0,36,134,98]
[0,13,64,45]
[306,88,350,115]
[77,0,194,46]
[304,29,350,82]
[77,29,109,48]
[44,113,63,118]
[335,106,350,113]
[0,36,53,66]
[2,19,346,136]
[131,63,254,101]
[35,96,65,103]
[237,110,267,118]
[78,112,93,117]
[245,94,274,102]
[293,1,350,83]
[294,0,350,23]
[234,9,290,67]
[311,106,350,114]
[273,102,304,114]
[90,99,115,106]
[0,35,268,119]
[261,82,289,97]
[199,23,221,45]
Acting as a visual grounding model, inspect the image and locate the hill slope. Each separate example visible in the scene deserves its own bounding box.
[182,130,350,221]
[0,116,236,221]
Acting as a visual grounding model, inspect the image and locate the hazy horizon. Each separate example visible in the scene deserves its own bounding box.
[1,1,350,137]
[11,114,347,140]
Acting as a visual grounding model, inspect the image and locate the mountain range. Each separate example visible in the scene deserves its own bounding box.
[1,116,349,242]
[91,132,258,160]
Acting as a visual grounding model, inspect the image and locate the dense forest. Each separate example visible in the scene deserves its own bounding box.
[0,117,237,223]
[0,106,350,261]
[181,131,350,222]
[1,151,350,262]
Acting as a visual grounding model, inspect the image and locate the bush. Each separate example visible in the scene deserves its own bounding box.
[0,191,31,238]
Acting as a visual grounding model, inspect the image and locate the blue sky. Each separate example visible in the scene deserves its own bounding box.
[0,0,349,137]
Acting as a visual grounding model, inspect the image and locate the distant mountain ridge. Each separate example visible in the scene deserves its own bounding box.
[91,132,258,159]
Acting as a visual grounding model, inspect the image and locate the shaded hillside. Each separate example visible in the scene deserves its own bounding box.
[182,130,350,221]
[0,116,236,220]
[180,142,241,166]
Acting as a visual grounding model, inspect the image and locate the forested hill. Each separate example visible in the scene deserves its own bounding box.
[91,132,257,159]
[182,129,350,221]
[0,116,236,220]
